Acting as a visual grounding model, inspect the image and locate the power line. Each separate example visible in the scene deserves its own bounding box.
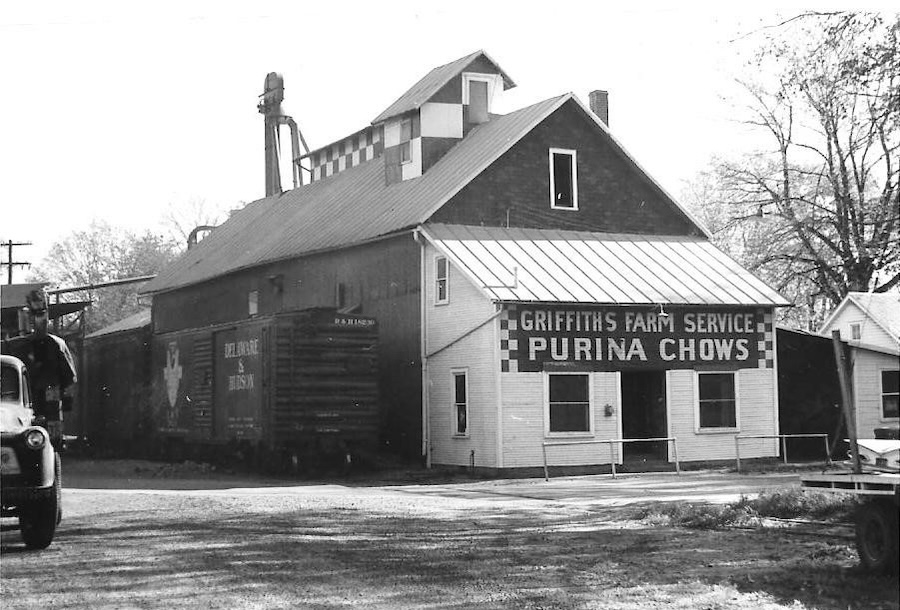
[1,240,32,284]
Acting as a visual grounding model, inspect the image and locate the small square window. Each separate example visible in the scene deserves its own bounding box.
[549,148,577,210]
[452,371,468,436]
[548,373,591,433]
[435,256,448,305]
[698,372,737,428]
[882,370,899,418]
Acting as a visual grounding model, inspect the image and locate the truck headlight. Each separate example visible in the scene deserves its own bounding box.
[24,429,46,450]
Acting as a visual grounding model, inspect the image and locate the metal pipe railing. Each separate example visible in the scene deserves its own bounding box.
[734,433,831,472]
[542,437,679,481]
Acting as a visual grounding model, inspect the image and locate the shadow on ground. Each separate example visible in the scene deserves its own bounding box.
[2,496,896,610]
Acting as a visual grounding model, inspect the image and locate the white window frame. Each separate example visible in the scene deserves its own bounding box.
[461,73,499,108]
[694,370,740,433]
[544,371,594,437]
[850,322,862,340]
[451,368,469,438]
[248,290,259,317]
[434,255,449,305]
[549,148,578,210]
[880,368,900,420]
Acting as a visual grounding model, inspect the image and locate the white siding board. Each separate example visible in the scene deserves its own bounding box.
[500,373,546,467]
[424,242,499,468]
[667,368,778,463]
[852,349,900,437]
[826,303,896,350]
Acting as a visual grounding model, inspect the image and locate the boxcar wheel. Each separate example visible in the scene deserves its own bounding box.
[20,454,61,550]
[855,499,899,575]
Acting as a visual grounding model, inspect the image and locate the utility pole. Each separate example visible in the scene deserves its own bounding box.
[1,240,32,284]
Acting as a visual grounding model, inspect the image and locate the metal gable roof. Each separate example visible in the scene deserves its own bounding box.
[423,224,789,307]
[143,95,566,294]
[371,50,515,124]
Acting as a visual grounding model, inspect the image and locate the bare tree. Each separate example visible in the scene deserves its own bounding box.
[686,12,899,326]
[161,197,234,249]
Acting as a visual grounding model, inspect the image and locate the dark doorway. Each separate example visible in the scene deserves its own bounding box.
[621,371,668,462]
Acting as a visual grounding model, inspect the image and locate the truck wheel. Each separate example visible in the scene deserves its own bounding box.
[855,500,899,575]
[20,454,61,550]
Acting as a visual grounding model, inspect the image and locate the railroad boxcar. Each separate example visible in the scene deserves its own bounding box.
[151,308,379,471]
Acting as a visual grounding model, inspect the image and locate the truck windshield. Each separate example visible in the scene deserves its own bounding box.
[1,364,20,402]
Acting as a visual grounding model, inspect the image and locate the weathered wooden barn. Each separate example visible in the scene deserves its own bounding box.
[141,50,789,471]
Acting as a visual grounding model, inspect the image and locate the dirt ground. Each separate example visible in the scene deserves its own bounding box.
[1,458,897,609]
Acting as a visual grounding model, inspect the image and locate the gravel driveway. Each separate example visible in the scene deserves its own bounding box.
[2,459,896,610]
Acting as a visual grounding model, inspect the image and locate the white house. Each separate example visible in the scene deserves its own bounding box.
[821,292,900,438]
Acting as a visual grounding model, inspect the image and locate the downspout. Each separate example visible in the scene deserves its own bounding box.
[414,227,431,468]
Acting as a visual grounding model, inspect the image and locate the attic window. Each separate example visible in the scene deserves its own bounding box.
[469,80,488,124]
[850,323,861,340]
[550,148,578,210]
[463,73,494,125]
[400,118,412,164]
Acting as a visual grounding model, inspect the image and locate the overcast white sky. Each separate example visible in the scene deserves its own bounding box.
[0,1,881,271]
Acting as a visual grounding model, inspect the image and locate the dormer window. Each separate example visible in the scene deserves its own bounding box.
[550,148,578,210]
[462,73,497,126]
[400,118,412,163]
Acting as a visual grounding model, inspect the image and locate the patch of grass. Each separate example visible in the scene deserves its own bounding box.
[637,488,858,529]
[733,488,858,521]
[636,502,759,529]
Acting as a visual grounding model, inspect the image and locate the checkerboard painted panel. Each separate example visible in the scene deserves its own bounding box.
[309,126,385,182]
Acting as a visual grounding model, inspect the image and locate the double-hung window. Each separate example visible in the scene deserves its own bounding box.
[549,148,577,210]
[882,370,899,419]
[452,370,468,436]
[547,373,592,434]
[400,118,412,164]
[435,256,448,305]
[698,372,737,429]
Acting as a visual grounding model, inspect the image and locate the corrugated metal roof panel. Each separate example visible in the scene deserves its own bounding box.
[424,224,789,307]
[372,50,515,124]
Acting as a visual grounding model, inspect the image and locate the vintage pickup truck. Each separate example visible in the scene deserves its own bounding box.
[1,354,62,549]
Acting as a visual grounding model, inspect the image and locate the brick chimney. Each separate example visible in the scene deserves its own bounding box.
[589,90,609,127]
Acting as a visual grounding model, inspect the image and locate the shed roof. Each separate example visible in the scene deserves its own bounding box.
[423,224,789,307]
[84,308,151,339]
[1,283,49,309]
[372,50,515,124]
